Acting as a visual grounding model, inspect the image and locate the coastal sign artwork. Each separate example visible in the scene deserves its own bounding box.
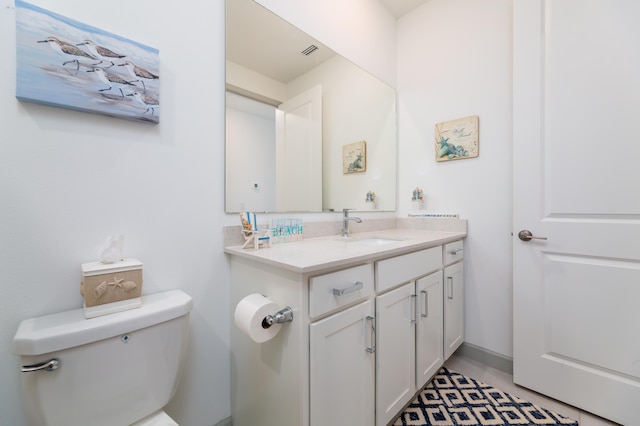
[15,0,160,124]
[435,115,479,162]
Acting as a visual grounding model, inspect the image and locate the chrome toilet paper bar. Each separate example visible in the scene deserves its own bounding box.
[262,307,293,327]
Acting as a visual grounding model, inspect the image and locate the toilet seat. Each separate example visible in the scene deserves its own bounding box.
[130,410,179,426]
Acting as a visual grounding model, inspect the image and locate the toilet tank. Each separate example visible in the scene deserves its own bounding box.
[13,290,192,426]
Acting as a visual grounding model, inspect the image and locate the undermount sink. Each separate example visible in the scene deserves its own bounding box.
[340,236,403,245]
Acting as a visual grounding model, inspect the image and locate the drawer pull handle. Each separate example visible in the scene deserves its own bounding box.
[449,248,463,255]
[365,315,376,353]
[333,281,363,296]
[420,290,428,318]
[447,277,454,299]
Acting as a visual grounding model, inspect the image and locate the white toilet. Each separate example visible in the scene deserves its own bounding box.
[13,290,192,426]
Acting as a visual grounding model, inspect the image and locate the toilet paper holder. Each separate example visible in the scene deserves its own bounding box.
[262,306,294,328]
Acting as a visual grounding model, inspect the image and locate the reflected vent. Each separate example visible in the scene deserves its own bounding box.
[301,45,319,56]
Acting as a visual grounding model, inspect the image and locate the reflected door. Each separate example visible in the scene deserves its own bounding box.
[275,85,322,211]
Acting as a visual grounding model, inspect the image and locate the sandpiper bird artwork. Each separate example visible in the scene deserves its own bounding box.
[127,91,159,115]
[87,67,135,97]
[117,61,159,91]
[76,40,126,68]
[37,36,97,70]
[17,0,160,123]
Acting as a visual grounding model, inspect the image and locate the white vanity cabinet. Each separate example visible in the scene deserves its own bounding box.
[443,241,464,359]
[415,272,444,386]
[309,264,375,426]
[374,248,443,426]
[227,231,465,426]
[310,300,375,426]
[376,282,416,425]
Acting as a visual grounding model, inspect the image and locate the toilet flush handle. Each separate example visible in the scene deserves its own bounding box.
[21,358,60,373]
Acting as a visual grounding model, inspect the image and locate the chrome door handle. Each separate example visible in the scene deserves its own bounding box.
[518,230,548,241]
[21,358,60,373]
[449,248,463,255]
[333,281,363,296]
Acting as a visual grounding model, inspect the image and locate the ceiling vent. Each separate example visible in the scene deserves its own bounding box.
[301,45,319,56]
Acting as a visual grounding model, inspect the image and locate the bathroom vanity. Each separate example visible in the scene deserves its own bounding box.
[226,226,465,426]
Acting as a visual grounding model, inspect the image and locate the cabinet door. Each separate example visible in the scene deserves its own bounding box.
[444,261,464,359]
[376,283,416,426]
[415,271,444,388]
[310,300,375,426]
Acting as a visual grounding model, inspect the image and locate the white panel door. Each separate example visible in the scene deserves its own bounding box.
[513,2,640,424]
[275,85,322,211]
[376,283,416,426]
[415,271,443,388]
[310,300,375,426]
[443,262,463,360]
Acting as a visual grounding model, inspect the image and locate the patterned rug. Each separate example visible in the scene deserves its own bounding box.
[394,368,578,426]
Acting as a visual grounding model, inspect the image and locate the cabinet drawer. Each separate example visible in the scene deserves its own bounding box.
[443,240,464,265]
[309,264,373,319]
[376,247,442,292]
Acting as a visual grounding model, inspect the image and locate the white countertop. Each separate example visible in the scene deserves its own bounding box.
[224,228,466,274]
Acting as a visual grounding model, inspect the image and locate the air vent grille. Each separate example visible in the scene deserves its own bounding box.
[301,45,319,56]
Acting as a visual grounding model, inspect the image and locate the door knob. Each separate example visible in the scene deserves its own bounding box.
[518,230,548,241]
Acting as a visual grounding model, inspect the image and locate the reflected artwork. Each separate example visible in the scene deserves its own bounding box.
[15,0,160,124]
[343,140,366,174]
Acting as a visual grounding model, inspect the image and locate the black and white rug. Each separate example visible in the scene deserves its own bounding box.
[394,368,579,426]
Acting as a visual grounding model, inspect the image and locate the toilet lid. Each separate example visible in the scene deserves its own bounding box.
[130,410,178,426]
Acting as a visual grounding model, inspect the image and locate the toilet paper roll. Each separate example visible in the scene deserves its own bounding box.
[234,293,282,343]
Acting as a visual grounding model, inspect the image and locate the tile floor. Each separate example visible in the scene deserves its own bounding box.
[443,353,622,426]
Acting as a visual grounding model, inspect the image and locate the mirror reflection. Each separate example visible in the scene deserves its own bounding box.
[225,0,397,213]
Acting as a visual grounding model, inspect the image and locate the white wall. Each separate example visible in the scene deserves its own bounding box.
[0,0,229,425]
[397,0,514,357]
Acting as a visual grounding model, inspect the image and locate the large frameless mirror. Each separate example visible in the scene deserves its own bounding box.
[225,0,397,213]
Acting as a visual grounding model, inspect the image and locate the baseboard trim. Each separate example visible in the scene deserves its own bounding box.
[214,416,233,426]
[455,342,513,374]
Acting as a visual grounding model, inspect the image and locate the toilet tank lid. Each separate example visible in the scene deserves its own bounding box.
[13,290,193,356]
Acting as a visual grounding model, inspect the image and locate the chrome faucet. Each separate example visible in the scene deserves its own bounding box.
[342,208,362,237]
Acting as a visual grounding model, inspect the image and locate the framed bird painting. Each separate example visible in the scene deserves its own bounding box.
[15,0,160,124]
